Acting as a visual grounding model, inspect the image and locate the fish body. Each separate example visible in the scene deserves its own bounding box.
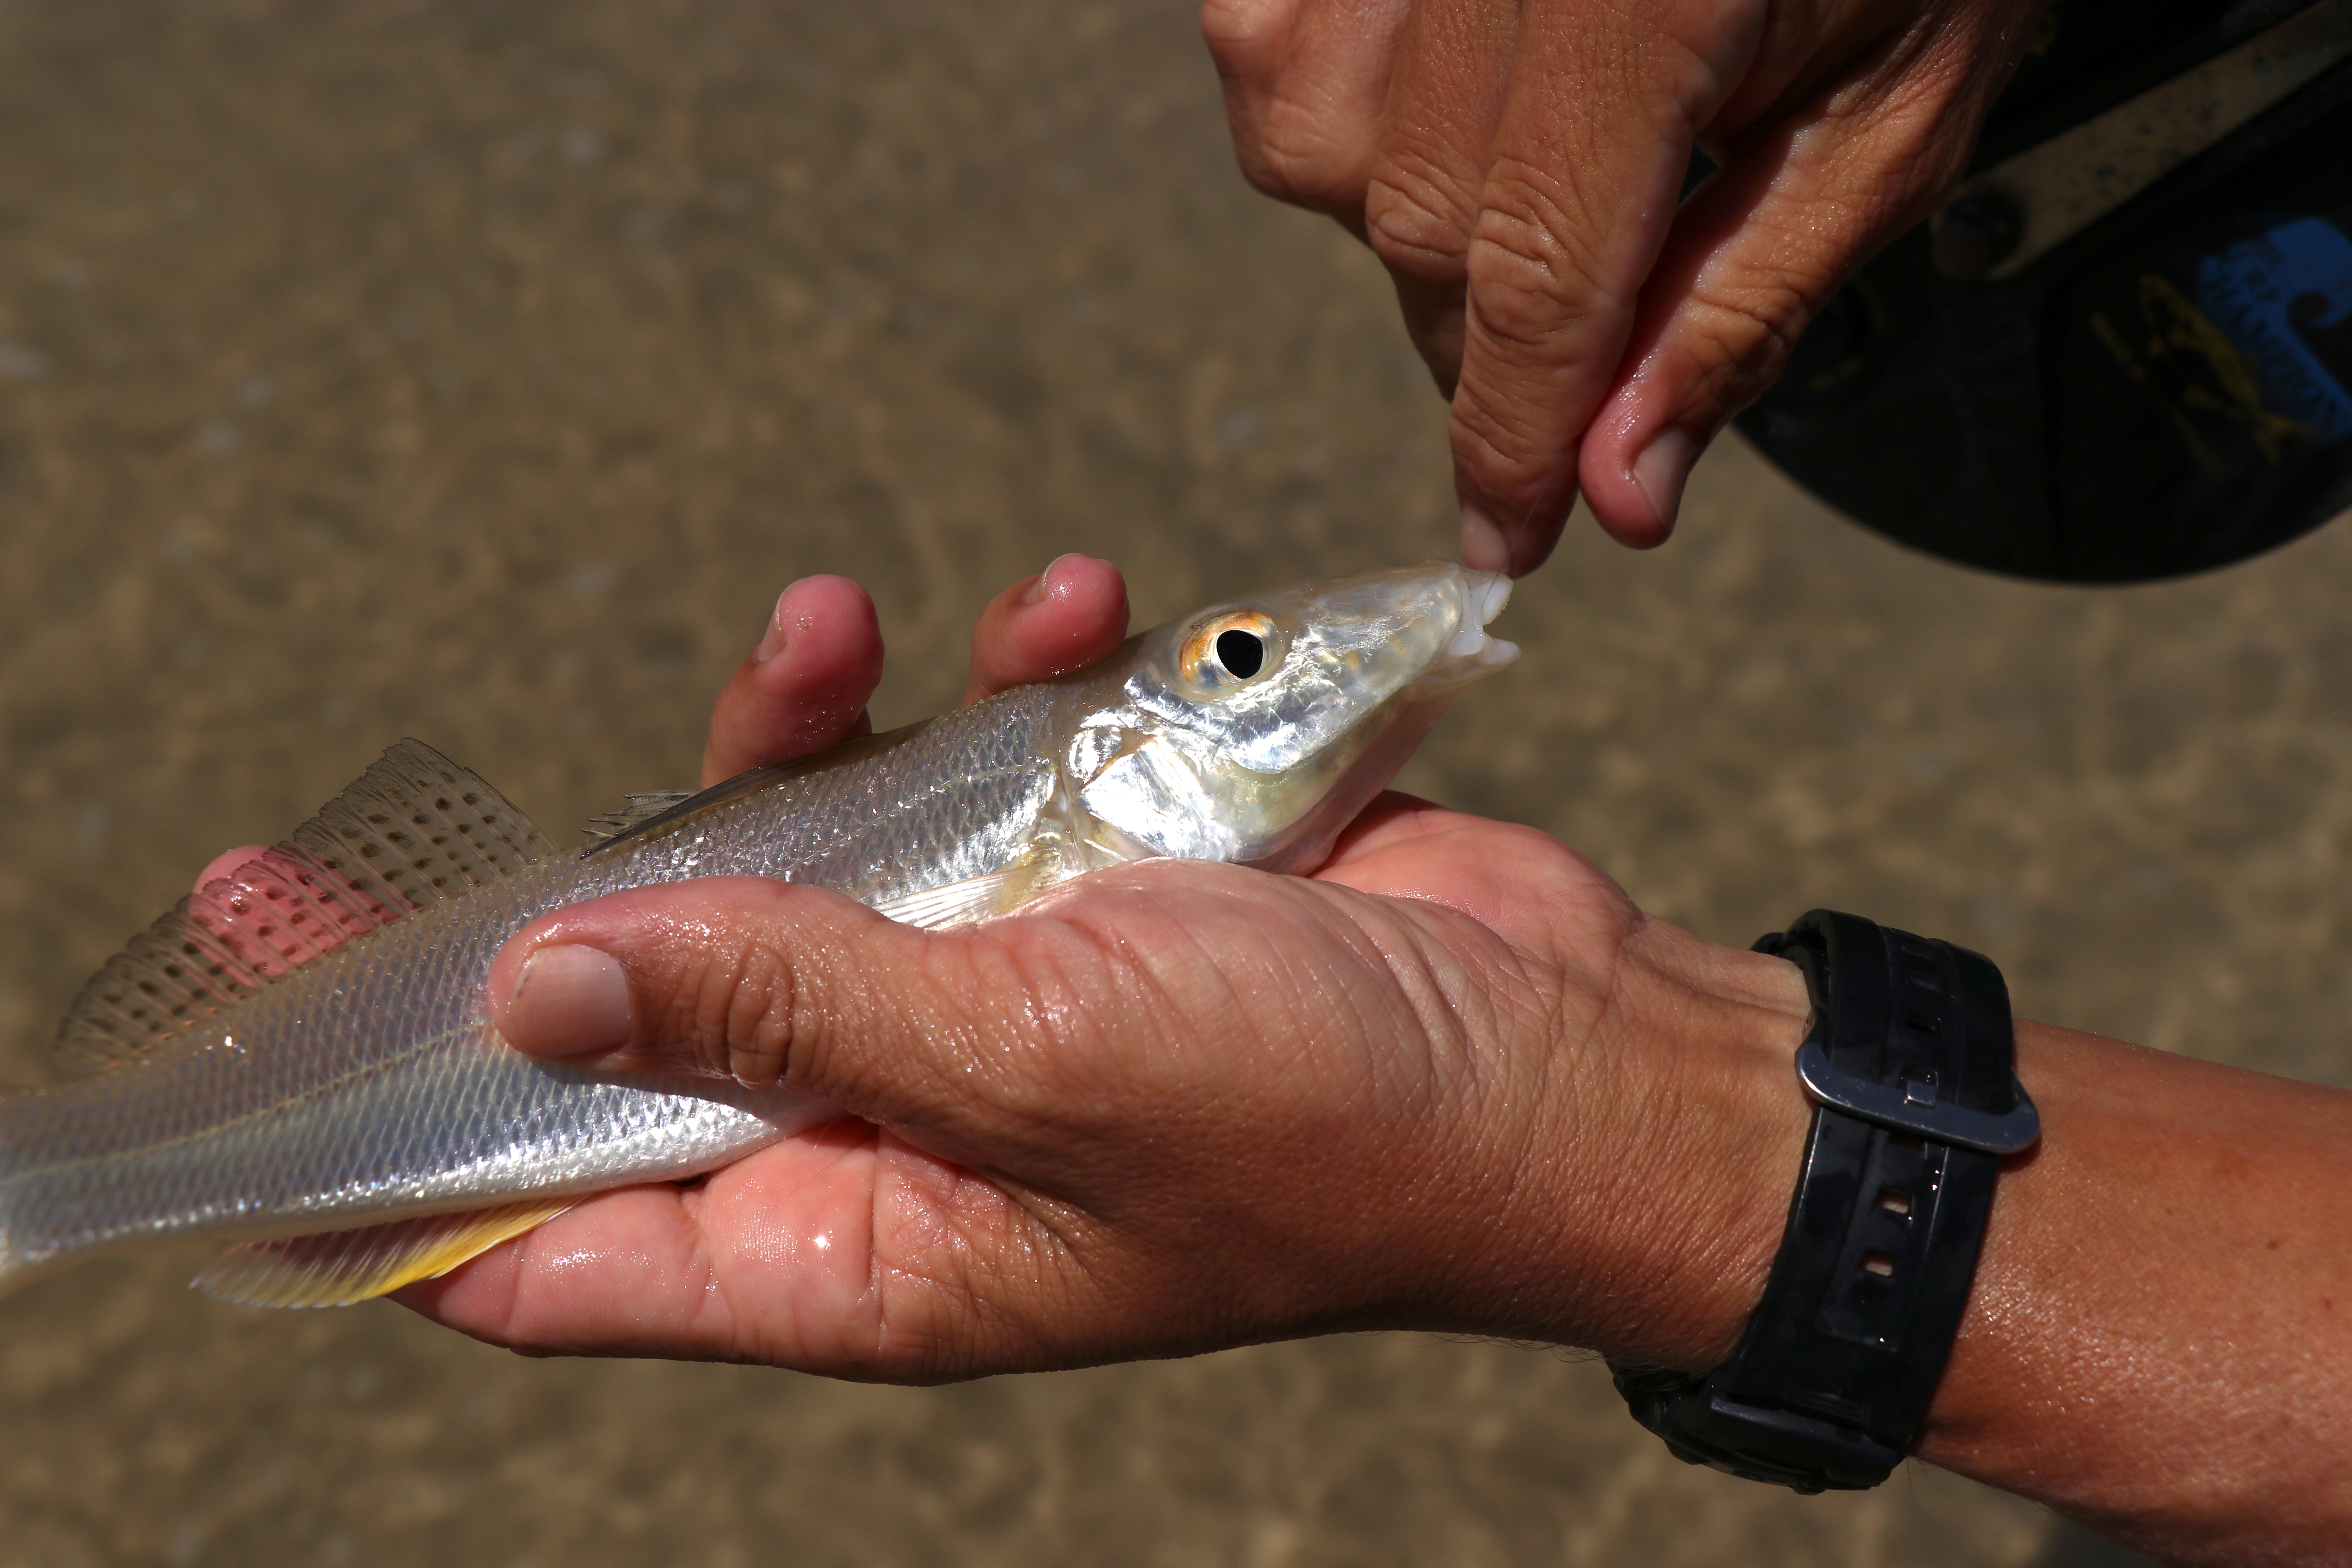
[4,562,1514,1305]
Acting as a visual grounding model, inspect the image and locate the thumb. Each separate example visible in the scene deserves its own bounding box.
[488,877,995,1131]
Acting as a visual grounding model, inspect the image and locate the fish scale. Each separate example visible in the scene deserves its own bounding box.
[1,562,1514,1305]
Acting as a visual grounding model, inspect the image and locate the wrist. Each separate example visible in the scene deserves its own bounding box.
[1506,918,1813,1367]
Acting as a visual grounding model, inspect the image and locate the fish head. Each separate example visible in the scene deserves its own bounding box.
[1065,561,1517,874]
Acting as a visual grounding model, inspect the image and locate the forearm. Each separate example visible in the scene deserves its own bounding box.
[1921,1022,2352,1563]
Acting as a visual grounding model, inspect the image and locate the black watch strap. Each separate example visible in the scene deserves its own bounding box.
[1610,910,2040,1494]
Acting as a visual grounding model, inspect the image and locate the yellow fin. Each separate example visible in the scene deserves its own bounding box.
[190,1198,575,1309]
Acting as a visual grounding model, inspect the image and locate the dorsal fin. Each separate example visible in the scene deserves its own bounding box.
[52,740,554,1075]
[581,791,693,845]
[284,739,555,913]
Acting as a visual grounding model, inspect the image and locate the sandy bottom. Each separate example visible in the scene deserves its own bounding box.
[0,4,2320,1563]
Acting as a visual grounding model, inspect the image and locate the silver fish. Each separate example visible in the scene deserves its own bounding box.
[2,562,1514,1306]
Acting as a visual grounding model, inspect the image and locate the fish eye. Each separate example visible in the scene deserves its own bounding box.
[1179,610,1281,692]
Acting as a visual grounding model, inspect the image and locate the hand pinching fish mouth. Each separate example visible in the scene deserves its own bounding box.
[0,562,1514,1307]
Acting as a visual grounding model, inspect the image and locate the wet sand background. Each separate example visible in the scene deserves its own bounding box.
[0,2,2331,1563]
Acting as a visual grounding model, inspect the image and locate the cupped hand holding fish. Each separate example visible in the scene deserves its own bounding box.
[406,557,1817,1377]
[80,551,1790,1384]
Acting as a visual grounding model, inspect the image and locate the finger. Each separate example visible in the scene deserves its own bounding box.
[483,868,1338,1156]
[961,554,1130,704]
[1577,14,2016,545]
[701,575,885,787]
[1204,0,1415,220]
[1201,0,1299,143]
[485,877,1025,1138]
[193,845,270,893]
[1448,0,1761,574]
[1362,0,1517,394]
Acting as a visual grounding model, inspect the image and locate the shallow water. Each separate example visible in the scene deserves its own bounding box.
[0,2,2324,1562]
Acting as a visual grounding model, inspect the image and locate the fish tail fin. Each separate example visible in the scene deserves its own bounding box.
[191,1198,575,1309]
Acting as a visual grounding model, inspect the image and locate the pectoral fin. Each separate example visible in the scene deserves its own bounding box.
[866,858,1064,930]
[580,791,694,845]
[191,1198,575,1308]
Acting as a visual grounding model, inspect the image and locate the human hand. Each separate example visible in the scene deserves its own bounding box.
[1203,0,2044,568]
[396,557,1812,1377]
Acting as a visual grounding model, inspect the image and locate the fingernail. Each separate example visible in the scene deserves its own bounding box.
[1460,506,1509,572]
[1022,553,1083,606]
[751,579,808,664]
[506,944,634,1057]
[1632,429,1699,534]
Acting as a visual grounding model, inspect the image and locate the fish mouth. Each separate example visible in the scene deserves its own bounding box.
[1410,567,1519,692]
